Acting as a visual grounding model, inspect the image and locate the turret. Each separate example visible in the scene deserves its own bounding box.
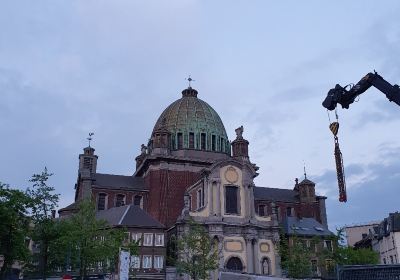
[231,126,249,161]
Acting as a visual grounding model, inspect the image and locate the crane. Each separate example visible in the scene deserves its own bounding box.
[322,71,400,202]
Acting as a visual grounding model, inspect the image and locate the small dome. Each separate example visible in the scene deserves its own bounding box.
[152,87,229,154]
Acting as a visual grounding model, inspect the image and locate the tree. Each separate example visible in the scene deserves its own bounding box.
[333,228,379,266]
[279,231,312,278]
[0,183,32,280]
[57,199,135,280]
[176,220,218,280]
[26,168,60,279]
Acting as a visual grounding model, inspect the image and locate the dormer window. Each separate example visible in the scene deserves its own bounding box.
[201,133,206,150]
[97,193,107,210]
[258,205,266,216]
[116,194,125,207]
[189,132,195,149]
[177,133,183,149]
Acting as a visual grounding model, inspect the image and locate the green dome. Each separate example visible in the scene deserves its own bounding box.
[152,87,229,154]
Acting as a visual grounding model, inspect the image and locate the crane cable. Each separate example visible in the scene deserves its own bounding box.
[327,109,347,202]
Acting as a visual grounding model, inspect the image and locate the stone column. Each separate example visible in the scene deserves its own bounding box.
[209,180,213,215]
[273,233,282,276]
[249,184,256,219]
[245,238,254,273]
[215,180,221,216]
[253,239,260,273]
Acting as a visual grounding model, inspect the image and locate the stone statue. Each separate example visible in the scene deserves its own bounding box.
[235,125,244,139]
[140,144,147,155]
[181,193,190,216]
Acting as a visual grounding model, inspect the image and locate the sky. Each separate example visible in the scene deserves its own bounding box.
[1,0,399,230]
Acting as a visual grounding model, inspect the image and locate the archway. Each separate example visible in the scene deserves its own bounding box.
[226,257,243,272]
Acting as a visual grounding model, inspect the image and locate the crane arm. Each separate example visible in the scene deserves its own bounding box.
[322,72,400,110]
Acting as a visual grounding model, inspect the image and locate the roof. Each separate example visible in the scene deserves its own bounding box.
[299,178,315,185]
[93,173,146,190]
[283,216,333,236]
[58,202,78,212]
[254,186,298,202]
[152,87,229,152]
[96,205,164,229]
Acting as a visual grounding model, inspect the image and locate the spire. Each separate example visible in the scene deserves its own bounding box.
[87,132,94,147]
[182,75,198,97]
[303,161,307,179]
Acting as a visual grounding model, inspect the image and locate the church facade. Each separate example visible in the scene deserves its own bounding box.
[59,85,330,278]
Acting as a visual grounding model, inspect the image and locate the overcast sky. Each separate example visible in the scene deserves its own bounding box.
[1,1,399,230]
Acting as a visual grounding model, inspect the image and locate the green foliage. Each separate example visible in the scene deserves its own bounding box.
[0,183,32,280]
[333,228,379,265]
[55,199,136,279]
[26,168,60,279]
[279,230,312,278]
[176,220,218,280]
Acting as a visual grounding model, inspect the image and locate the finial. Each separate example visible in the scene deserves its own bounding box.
[303,161,307,179]
[87,132,94,147]
[186,75,195,88]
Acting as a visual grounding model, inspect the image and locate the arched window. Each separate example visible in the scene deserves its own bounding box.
[97,193,107,210]
[134,195,143,208]
[115,194,125,207]
[261,257,270,275]
[226,257,243,272]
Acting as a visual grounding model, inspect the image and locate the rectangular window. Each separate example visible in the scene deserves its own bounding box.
[324,240,333,252]
[134,195,142,207]
[286,207,293,217]
[177,133,183,149]
[189,132,195,149]
[258,205,265,216]
[211,135,216,151]
[142,255,152,269]
[220,138,224,152]
[201,133,206,150]
[155,233,164,246]
[311,260,318,276]
[197,188,204,209]
[131,255,140,269]
[97,193,107,210]
[143,233,153,246]
[116,194,125,207]
[154,255,164,269]
[225,186,239,214]
[131,233,142,245]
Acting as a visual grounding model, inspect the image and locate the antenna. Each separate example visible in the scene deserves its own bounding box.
[87,132,94,147]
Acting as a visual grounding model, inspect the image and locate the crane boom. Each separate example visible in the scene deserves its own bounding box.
[322,71,400,110]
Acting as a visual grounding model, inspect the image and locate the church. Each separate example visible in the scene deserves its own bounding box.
[59,84,331,278]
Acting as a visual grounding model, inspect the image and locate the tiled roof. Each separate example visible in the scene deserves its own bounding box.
[96,205,164,229]
[254,186,298,202]
[93,173,146,190]
[283,216,333,236]
[58,202,78,212]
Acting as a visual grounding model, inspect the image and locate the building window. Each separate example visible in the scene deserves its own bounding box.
[286,207,293,217]
[177,133,183,149]
[115,194,125,207]
[383,258,386,264]
[97,193,107,210]
[189,132,195,149]
[324,240,333,252]
[225,186,239,215]
[131,233,142,245]
[134,195,142,208]
[201,133,206,150]
[197,188,204,209]
[155,233,164,246]
[211,135,216,151]
[311,259,318,276]
[131,255,140,269]
[220,138,224,152]
[325,259,334,273]
[258,205,265,216]
[142,255,152,269]
[226,257,243,272]
[390,255,394,264]
[154,255,163,269]
[143,233,153,246]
